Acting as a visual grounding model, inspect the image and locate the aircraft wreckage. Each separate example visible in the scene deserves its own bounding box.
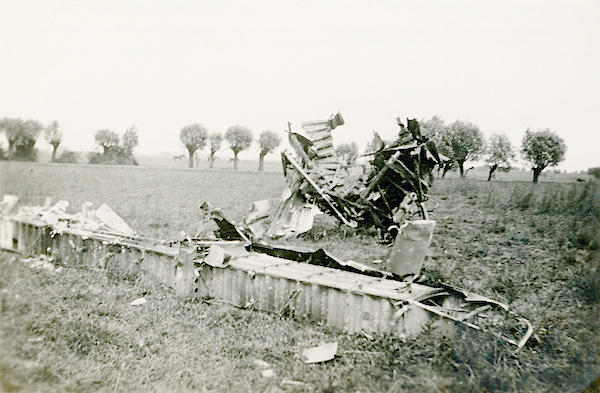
[0,113,533,349]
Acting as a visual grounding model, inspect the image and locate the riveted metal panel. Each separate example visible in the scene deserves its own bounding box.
[0,216,460,337]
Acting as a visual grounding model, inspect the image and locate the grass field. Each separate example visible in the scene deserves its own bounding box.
[0,160,599,392]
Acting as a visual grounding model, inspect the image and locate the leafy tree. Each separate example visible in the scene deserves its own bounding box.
[447,120,485,177]
[208,133,222,169]
[224,125,253,170]
[0,118,43,160]
[521,128,566,183]
[44,120,62,162]
[420,116,454,177]
[258,130,281,171]
[94,129,120,155]
[180,123,209,168]
[122,126,139,156]
[485,134,514,181]
[334,141,359,165]
[588,167,600,179]
[0,117,20,157]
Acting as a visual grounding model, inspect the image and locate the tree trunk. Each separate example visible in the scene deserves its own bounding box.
[209,151,215,169]
[258,152,266,171]
[458,162,465,177]
[233,151,239,170]
[188,149,195,168]
[51,144,59,162]
[487,164,498,181]
[533,167,543,183]
[442,163,451,178]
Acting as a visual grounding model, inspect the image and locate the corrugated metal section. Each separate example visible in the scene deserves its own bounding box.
[301,120,335,164]
[194,253,438,335]
[1,216,440,336]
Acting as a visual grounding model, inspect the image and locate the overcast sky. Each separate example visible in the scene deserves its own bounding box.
[1,1,599,171]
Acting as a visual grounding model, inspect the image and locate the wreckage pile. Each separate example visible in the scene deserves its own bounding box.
[0,113,534,349]
[267,113,444,242]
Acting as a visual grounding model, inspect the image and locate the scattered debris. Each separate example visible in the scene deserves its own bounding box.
[0,195,18,215]
[20,255,62,273]
[281,380,309,388]
[130,298,147,306]
[252,359,270,369]
[94,204,135,236]
[261,369,275,378]
[388,220,436,277]
[303,342,339,363]
[3,196,136,236]
[1,190,534,349]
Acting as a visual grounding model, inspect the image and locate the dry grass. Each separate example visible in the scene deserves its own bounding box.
[0,161,599,392]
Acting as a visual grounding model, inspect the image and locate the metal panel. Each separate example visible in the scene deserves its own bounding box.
[0,216,441,336]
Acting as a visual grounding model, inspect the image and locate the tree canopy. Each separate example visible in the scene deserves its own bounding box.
[448,120,485,177]
[122,126,139,156]
[485,134,514,181]
[208,132,223,169]
[94,129,120,154]
[258,130,281,171]
[334,141,359,165]
[44,121,63,162]
[225,125,253,170]
[0,118,43,161]
[421,116,452,158]
[521,128,566,182]
[180,123,209,168]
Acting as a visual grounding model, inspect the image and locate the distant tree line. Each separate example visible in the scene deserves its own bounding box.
[420,116,567,183]
[0,115,578,181]
[178,124,281,171]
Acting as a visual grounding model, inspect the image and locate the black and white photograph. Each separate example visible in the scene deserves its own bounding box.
[0,1,598,392]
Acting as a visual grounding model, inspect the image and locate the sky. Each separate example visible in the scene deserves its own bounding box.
[1,1,599,171]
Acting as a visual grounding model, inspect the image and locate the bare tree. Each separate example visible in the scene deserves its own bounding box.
[257,130,281,171]
[224,125,253,170]
[180,123,209,168]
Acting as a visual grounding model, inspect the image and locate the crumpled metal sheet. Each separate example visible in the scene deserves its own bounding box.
[269,114,446,240]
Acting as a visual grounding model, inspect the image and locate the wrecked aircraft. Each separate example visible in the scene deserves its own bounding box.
[0,119,532,349]
[267,113,445,243]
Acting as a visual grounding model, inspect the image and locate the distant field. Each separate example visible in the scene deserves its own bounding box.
[0,160,598,392]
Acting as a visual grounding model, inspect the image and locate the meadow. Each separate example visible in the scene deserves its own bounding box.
[0,160,598,392]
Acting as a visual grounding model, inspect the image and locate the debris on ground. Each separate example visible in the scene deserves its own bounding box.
[130,298,147,306]
[302,342,339,363]
[3,196,136,237]
[269,113,447,242]
[19,254,62,273]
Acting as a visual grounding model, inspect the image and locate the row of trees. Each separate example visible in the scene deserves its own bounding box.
[179,124,282,171]
[0,116,570,182]
[420,116,567,182]
[0,118,68,162]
